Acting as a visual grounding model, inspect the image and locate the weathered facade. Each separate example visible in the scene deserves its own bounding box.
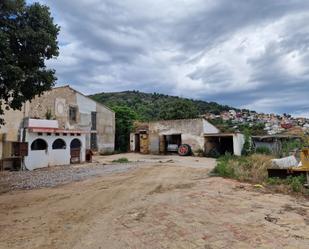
[130,118,221,155]
[27,86,115,154]
[0,85,115,170]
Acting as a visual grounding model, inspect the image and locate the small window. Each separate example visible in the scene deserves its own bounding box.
[91,112,97,130]
[31,139,48,151]
[69,106,77,122]
[52,139,66,150]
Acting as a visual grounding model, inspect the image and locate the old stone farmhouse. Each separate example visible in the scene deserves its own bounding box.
[130,118,245,156]
[0,85,115,170]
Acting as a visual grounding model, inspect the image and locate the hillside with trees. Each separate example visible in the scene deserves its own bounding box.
[90,90,238,121]
[90,91,241,151]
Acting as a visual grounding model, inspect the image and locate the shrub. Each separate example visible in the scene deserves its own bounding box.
[242,129,253,156]
[281,139,305,157]
[213,158,235,178]
[112,157,130,163]
[286,175,306,192]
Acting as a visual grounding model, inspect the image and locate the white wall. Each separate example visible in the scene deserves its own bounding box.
[24,131,86,170]
[233,133,245,156]
[202,120,220,134]
[76,93,96,114]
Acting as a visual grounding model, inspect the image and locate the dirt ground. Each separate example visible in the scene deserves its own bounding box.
[0,153,308,249]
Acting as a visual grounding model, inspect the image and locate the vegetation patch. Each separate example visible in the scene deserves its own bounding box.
[255,146,272,155]
[112,157,130,163]
[212,154,309,196]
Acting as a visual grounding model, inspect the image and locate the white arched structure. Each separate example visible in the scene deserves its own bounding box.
[24,130,86,170]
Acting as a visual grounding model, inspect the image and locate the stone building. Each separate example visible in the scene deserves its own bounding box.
[0,85,115,170]
[27,86,115,153]
[130,118,245,156]
[130,118,220,155]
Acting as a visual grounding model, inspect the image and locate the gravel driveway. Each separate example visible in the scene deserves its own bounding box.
[0,154,216,193]
[0,162,142,192]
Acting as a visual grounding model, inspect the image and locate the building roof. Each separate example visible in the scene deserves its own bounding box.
[204,133,242,137]
[252,135,302,139]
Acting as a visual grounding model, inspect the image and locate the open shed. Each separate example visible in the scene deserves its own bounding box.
[252,135,302,156]
[204,133,245,156]
[130,118,220,155]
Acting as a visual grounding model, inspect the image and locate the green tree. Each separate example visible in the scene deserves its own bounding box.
[0,0,59,124]
[113,105,138,152]
[158,99,199,120]
[242,128,252,156]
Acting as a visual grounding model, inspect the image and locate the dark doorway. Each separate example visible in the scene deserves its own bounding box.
[90,133,97,150]
[205,136,234,157]
[135,134,140,152]
[165,134,182,153]
[70,138,81,164]
[219,137,233,154]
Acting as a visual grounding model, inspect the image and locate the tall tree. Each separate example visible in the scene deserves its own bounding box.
[0,0,59,124]
[112,105,139,152]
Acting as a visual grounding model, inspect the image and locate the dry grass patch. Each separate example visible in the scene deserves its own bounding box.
[213,154,273,183]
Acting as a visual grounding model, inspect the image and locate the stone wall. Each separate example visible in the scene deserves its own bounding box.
[148,118,211,154]
[28,86,115,153]
[28,86,78,129]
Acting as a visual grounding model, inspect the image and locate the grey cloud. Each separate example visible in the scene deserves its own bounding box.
[32,0,309,116]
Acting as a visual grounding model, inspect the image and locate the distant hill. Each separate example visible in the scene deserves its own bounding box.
[90,90,239,121]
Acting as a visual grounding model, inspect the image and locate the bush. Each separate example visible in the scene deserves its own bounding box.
[281,139,305,157]
[242,129,253,156]
[266,175,307,193]
[286,175,306,192]
[255,146,272,155]
[112,157,130,163]
[266,177,281,185]
[212,154,272,183]
[213,158,235,178]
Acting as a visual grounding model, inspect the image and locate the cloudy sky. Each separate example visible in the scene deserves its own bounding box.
[27,0,309,117]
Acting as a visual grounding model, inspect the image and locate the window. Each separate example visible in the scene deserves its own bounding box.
[91,133,97,150]
[91,112,97,130]
[69,106,77,122]
[31,139,48,151]
[52,139,66,150]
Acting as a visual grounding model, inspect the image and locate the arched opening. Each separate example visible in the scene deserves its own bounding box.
[70,138,81,149]
[52,139,66,150]
[31,139,48,151]
[70,138,82,164]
